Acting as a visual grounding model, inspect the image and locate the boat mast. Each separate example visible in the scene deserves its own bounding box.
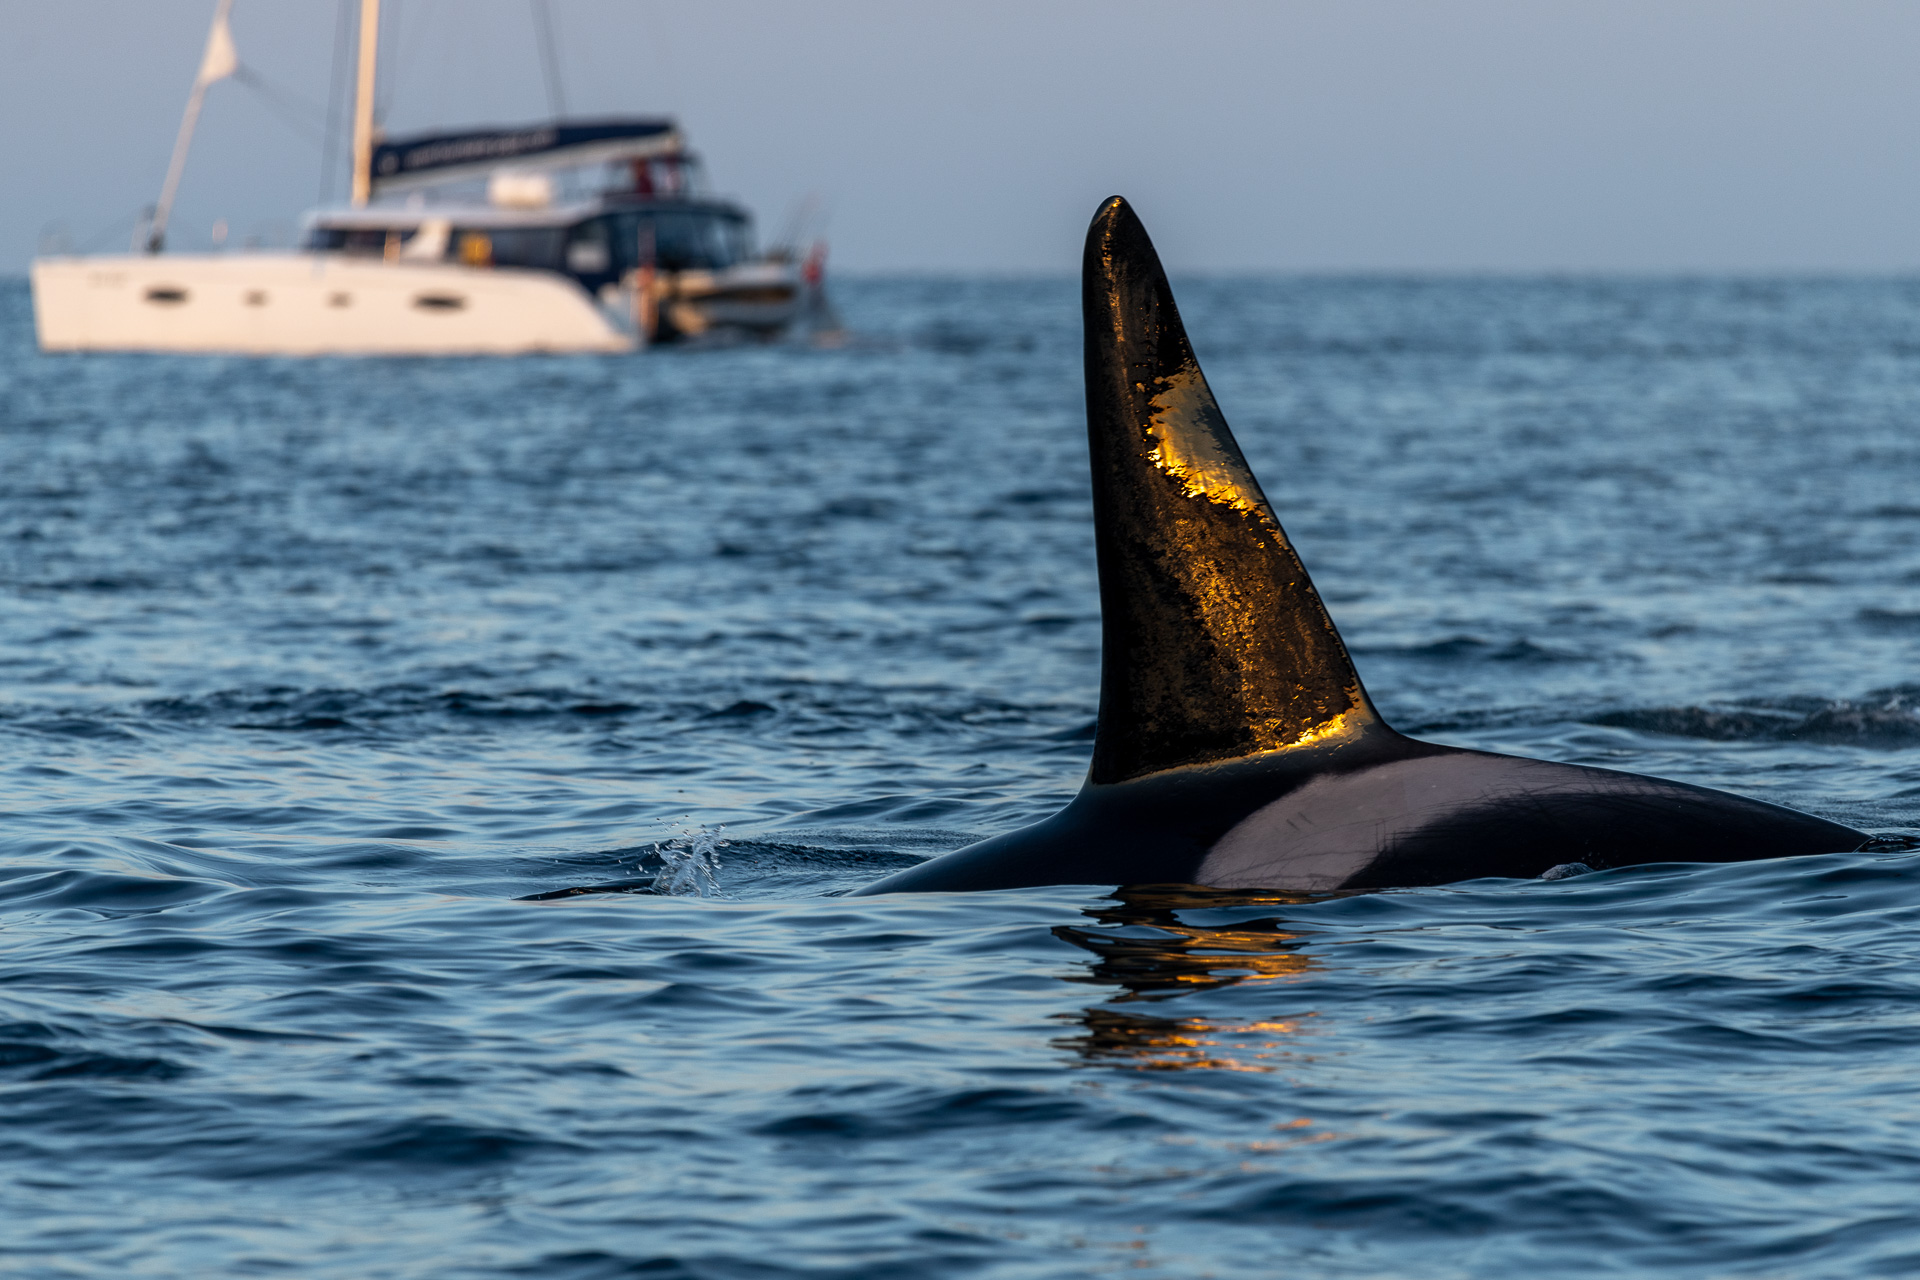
[532,0,568,119]
[148,0,238,253]
[350,0,380,206]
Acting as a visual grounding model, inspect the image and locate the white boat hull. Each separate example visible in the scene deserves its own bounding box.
[30,253,634,355]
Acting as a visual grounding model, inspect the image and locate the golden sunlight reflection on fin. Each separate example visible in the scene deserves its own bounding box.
[1144,365,1276,523]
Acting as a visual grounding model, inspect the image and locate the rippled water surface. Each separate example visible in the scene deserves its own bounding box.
[4,274,1920,1278]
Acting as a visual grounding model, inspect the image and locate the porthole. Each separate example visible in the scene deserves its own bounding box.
[413,293,466,311]
[143,286,188,305]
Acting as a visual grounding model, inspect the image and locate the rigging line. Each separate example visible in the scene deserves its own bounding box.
[232,68,329,149]
[231,65,330,127]
[379,0,439,126]
[377,0,400,123]
[638,0,682,111]
[319,0,355,204]
[532,0,568,119]
[79,210,146,254]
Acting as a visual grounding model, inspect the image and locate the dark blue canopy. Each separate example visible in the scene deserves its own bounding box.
[370,118,681,192]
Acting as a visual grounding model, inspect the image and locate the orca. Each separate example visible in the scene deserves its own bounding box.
[854,197,1867,895]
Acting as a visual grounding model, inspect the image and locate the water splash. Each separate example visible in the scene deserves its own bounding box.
[651,824,728,897]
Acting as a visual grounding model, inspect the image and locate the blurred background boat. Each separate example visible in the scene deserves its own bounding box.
[29,0,825,354]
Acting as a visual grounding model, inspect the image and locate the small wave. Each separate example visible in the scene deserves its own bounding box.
[20,1050,189,1081]
[1000,487,1079,505]
[0,1019,199,1084]
[320,1118,582,1172]
[755,1085,1091,1141]
[499,1251,706,1280]
[518,838,927,901]
[0,869,229,915]
[17,717,140,741]
[814,496,896,520]
[704,700,775,718]
[519,879,660,901]
[1357,634,1588,664]
[3,681,1072,749]
[1796,706,1920,745]
[913,325,992,355]
[134,683,656,731]
[1592,704,1920,747]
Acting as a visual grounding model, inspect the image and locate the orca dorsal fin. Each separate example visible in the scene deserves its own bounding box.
[1083,197,1383,784]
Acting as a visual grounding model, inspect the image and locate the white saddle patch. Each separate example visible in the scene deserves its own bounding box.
[1196,753,1634,891]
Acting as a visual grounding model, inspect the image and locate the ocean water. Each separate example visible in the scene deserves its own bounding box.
[2,272,1920,1278]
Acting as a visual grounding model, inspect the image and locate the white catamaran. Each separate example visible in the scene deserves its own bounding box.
[31,0,816,355]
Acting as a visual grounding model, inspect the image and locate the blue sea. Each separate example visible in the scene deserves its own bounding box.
[3,272,1919,1278]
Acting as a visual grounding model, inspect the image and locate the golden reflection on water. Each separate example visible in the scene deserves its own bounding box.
[1052,1007,1314,1073]
[1052,885,1326,1074]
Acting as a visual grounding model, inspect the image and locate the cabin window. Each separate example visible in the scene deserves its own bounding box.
[566,221,610,274]
[650,211,729,270]
[566,240,610,273]
[487,227,565,272]
[604,210,747,273]
[719,215,752,265]
[144,286,189,305]
[307,227,417,255]
[414,293,466,311]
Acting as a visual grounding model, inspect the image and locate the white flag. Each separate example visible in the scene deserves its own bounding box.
[196,6,238,86]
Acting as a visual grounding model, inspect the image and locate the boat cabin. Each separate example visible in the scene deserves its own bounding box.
[300,117,761,294]
[305,200,755,290]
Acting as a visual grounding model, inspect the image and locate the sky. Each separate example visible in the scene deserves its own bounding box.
[7,0,1920,275]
